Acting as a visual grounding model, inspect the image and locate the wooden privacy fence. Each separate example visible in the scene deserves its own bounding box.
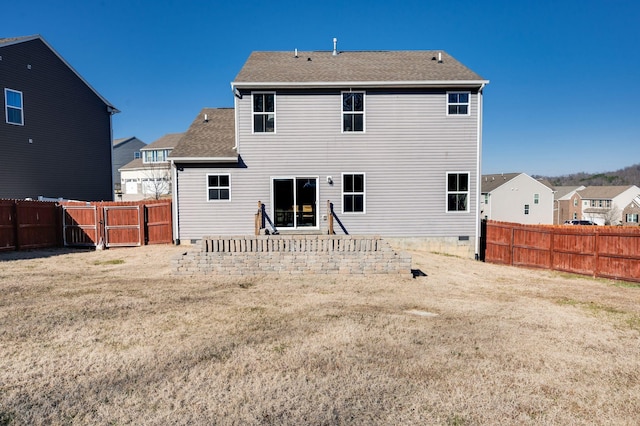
[483,220,640,282]
[0,200,60,251]
[0,199,172,252]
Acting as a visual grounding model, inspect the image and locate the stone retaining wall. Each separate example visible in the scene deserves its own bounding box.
[173,235,412,277]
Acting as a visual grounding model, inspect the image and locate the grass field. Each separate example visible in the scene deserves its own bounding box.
[1,245,639,425]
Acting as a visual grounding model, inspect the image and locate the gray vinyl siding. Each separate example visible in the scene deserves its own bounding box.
[176,87,480,240]
[0,38,113,200]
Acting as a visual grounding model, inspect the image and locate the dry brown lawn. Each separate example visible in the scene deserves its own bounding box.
[1,245,639,425]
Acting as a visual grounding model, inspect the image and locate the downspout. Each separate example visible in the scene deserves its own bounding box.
[475,83,485,259]
[231,84,240,150]
[171,160,180,244]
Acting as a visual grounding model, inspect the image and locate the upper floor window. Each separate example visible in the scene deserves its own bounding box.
[534,193,539,204]
[207,174,230,201]
[627,213,639,223]
[447,92,470,115]
[252,92,275,133]
[134,152,141,159]
[446,172,469,212]
[573,198,578,206]
[342,173,365,213]
[143,149,172,163]
[5,88,24,125]
[342,92,364,132]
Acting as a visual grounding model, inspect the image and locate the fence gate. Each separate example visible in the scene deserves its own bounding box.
[103,205,141,247]
[63,205,98,247]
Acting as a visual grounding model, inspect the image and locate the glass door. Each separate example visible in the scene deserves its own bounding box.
[273,177,317,229]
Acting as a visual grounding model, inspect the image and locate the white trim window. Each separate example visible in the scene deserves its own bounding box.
[626,213,638,223]
[342,173,365,213]
[447,91,470,115]
[207,174,230,201]
[446,172,469,212]
[252,92,275,133]
[143,149,172,163]
[342,91,364,132]
[534,193,539,204]
[5,88,24,125]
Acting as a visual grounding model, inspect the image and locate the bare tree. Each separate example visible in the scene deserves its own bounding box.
[142,164,171,200]
[602,205,621,225]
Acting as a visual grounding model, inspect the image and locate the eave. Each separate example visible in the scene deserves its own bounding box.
[170,157,238,164]
[231,80,490,90]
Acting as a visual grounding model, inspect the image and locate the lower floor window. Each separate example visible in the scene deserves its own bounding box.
[207,174,230,200]
[524,204,530,215]
[446,172,469,212]
[342,173,365,213]
[627,213,639,223]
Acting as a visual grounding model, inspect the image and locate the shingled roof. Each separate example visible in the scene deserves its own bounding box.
[577,186,636,200]
[142,132,183,150]
[232,50,487,88]
[169,108,237,161]
[481,173,520,193]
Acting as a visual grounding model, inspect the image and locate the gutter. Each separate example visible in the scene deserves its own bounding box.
[475,82,486,259]
[231,80,490,90]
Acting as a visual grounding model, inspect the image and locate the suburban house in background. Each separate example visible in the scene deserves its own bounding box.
[480,173,554,224]
[118,133,181,201]
[553,185,585,224]
[622,195,640,226]
[170,45,488,257]
[0,35,117,201]
[113,136,146,197]
[577,185,640,225]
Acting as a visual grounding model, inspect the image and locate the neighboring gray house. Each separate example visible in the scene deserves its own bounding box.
[113,136,146,196]
[170,47,488,257]
[481,173,554,224]
[578,185,640,225]
[119,133,182,201]
[0,35,118,200]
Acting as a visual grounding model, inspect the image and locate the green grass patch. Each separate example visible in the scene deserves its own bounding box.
[93,259,125,265]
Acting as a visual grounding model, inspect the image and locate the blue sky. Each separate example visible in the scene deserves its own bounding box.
[6,0,639,176]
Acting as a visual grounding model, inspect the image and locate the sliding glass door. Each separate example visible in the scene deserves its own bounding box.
[272,177,318,229]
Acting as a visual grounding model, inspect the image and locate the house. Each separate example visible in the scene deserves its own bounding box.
[0,35,118,200]
[480,173,554,224]
[113,136,146,196]
[577,185,640,225]
[118,133,181,201]
[621,196,640,226]
[552,185,586,224]
[170,45,488,257]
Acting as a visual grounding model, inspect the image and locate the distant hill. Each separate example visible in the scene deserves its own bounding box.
[535,163,640,187]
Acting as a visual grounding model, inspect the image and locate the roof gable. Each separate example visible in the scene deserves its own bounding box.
[232,50,487,88]
[0,35,118,113]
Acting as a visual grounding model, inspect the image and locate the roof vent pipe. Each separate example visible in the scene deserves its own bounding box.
[294,48,298,58]
[438,52,442,63]
[332,38,338,56]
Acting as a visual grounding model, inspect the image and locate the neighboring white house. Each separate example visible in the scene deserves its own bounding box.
[577,185,640,225]
[118,133,182,201]
[170,46,488,257]
[481,173,554,224]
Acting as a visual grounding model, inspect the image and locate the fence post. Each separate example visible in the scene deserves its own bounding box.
[139,202,147,246]
[594,228,600,279]
[255,201,262,235]
[12,201,19,251]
